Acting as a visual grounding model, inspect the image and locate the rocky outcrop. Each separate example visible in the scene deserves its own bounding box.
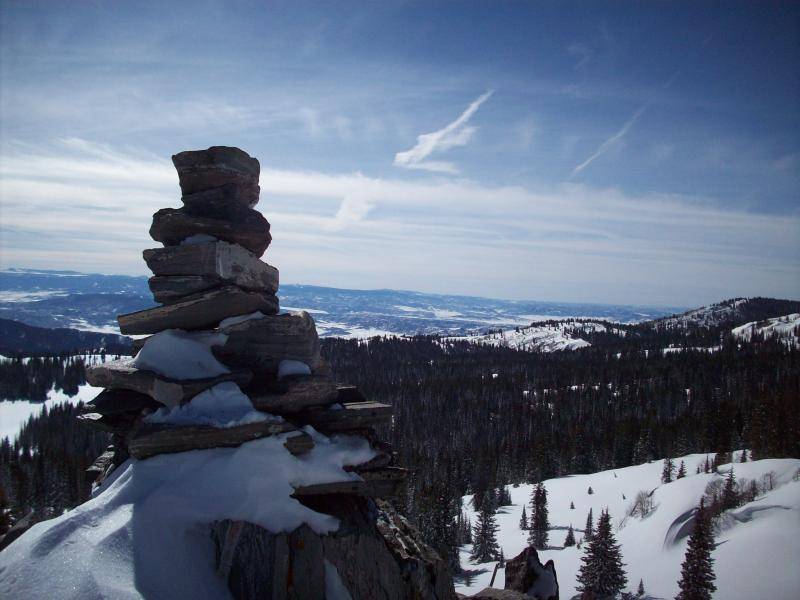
[173,146,260,207]
[210,496,457,600]
[150,205,271,256]
[77,146,455,600]
[504,546,559,600]
[144,241,278,302]
[213,311,322,375]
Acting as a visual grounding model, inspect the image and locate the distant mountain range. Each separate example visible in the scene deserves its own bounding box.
[2,268,798,356]
[0,268,684,337]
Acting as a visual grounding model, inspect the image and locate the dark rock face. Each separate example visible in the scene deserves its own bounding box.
[248,374,339,413]
[150,205,271,257]
[504,546,559,600]
[172,147,260,208]
[470,589,531,599]
[214,311,321,375]
[210,496,457,600]
[144,241,278,301]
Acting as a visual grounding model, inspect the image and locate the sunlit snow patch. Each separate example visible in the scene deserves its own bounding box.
[132,329,229,379]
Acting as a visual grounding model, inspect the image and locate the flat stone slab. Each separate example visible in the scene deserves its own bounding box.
[299,401,393,434]
[172,147,260,208]
[249,374,339,414]
[213,311,321,374]
[150,205,271,258]
[118,286,278,335]
[292,467,408,500]
[85,358,252,408]
[128,420,311,459]
[144,241,278,302]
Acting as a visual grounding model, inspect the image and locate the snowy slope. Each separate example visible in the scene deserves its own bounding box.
[0,432,376,599]
[457,453,800,599]
[448,320,620,352]
[655,299,751,329]
[732,313,800,347]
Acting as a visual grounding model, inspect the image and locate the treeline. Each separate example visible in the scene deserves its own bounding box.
[321,333,799,561]
[0,403,111,534]
[0,320,797,556]
[0,355,99,402]
[0,317,132,357]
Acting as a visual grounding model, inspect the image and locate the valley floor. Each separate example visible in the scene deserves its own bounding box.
[456,452,800,599]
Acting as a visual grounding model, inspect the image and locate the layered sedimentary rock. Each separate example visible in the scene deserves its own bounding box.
[77,146,455,600]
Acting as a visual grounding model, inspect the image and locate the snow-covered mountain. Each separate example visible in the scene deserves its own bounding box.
[0,268,681,337]
[732,313,800,348]
[456,453,800,600]
[653,297,800,330]
[446,320,622,352]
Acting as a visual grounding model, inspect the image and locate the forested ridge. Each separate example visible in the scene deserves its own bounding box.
[0,303,798,564]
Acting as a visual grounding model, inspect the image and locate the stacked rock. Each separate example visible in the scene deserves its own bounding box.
[81,146,405,501]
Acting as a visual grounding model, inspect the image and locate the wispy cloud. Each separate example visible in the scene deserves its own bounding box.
[2,139,798,305]
[570,103,648,178]
[567,43,593,70]
[394,91,493,174]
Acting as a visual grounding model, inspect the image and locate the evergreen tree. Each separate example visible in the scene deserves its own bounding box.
[662,457,675,483]
[456,510,473,545]
[588,486,594,495]
[497,485,512,507]
[528,483,549,548]
[576,509,628,598]
[676,498,716,600]
[498,548,505,567]
[519,505,528,530]
[471,506,500,563]
[584,507,594,541]
[564,524,576,547]
[676,460,687,479]
[739,449,748,463]
[570,501,575,509]
[638,578,645,596]
[721,468,738,511]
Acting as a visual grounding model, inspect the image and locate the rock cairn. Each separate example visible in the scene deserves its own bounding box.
[79,147,455,599]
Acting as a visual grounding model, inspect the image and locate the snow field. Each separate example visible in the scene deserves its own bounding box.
[457,453,800,599]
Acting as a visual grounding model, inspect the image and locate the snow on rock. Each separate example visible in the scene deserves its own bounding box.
[218,311,267,329]
[180,233,218,245]
[132,329,229,380]
[732,313,800,347]
[277,359,312,380]
[0,432,376,599]
[456,453,800,600]
[144,382,276,428]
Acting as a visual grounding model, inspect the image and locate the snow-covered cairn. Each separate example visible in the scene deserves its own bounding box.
[0,147,455,599]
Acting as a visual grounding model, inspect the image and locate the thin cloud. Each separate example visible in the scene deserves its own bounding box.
[2,139,798,305]
[570,103,648,178]
[394,90,494,174]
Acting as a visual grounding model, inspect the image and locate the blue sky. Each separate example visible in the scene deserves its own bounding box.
[0,1,798,306]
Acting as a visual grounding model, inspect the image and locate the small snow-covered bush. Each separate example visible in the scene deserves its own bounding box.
[761,471,777,492]
[627,490,653,519]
